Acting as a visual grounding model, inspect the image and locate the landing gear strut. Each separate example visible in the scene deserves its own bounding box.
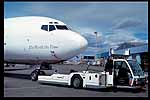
[30,63,52,81]
[31,69,39,81]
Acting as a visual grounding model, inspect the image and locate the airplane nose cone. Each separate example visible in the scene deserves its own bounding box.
[57,31,88,59]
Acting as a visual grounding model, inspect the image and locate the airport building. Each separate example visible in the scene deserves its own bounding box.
[96,44,149,71]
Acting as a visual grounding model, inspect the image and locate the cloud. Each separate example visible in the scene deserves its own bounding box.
[82,29,147,54]
[23,2,54,15]
[100,29,148,49]
[82,32,103,48]
[104,30,137,45]
[114,18,142,29]
[81,47,99,55]
[129,39,148,43]
[74,27,97,35]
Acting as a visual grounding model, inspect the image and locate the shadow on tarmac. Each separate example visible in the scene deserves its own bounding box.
[4,73,31,80]
[84,87,146,93]
[40,82,146,93]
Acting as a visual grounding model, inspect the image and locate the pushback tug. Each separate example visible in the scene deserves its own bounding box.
[36,49,146,90]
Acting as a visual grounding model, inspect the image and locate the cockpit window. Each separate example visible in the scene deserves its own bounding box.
[49,25,55,31]
[41,25,48,31]
[41,25,56,32]
[55,25,69,30]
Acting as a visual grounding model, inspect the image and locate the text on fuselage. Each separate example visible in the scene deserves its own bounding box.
[29,44,58,49]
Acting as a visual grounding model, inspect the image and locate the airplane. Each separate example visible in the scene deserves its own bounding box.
[4,16,88,80]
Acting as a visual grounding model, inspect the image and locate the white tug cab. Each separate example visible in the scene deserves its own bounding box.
[37,49,146,90]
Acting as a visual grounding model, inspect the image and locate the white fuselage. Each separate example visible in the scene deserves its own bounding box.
[4,16,88,64]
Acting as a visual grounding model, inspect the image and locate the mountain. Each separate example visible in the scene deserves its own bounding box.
[115,41,147,50]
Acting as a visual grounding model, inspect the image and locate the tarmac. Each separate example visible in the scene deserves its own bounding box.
[4,64,148,97]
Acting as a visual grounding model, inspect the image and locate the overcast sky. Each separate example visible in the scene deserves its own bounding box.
[4,2,148,55]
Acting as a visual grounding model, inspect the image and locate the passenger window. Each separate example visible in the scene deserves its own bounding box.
[41,25,48,31]
[49,25,55,31]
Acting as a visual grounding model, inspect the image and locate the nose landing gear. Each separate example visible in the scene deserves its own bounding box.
[30,63,51,81]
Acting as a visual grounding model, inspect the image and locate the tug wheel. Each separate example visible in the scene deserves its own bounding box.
[71,75,83,89]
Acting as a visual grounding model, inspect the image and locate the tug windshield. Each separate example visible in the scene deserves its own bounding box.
[128,60,144,76]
